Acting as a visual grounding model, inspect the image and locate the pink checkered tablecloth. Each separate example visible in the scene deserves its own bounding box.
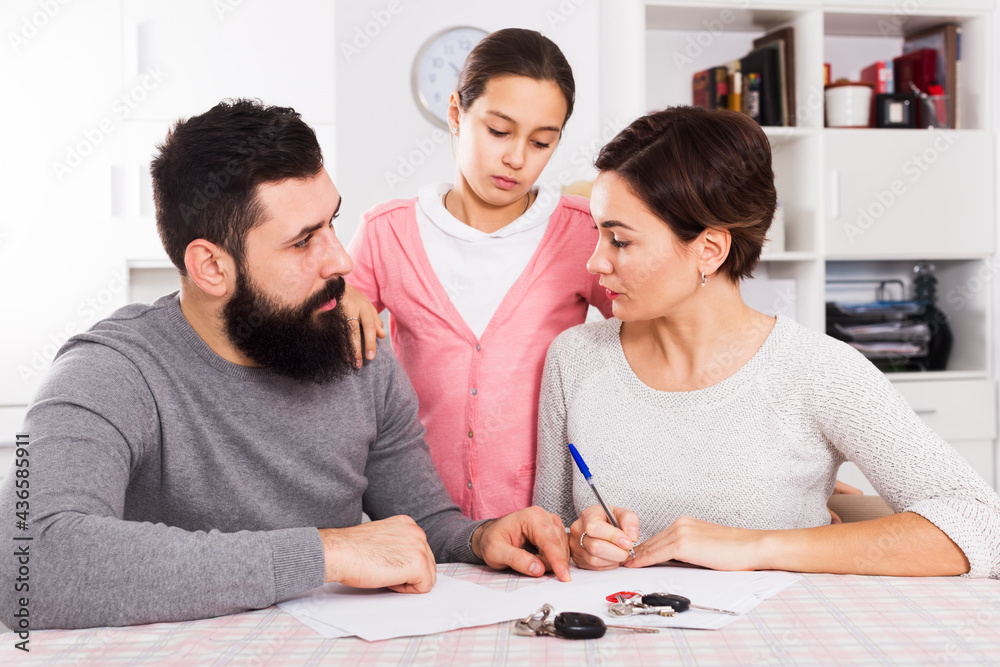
[3,563,999,666]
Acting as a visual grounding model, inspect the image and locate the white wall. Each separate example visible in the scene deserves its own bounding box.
[1,0,612,446]
[1,0,339,445]
[1,0,126,444]
[994,7,1000,492]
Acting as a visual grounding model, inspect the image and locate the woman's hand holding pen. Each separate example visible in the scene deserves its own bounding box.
[570,505,641,570]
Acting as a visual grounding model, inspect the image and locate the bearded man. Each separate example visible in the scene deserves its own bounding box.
[0,99,569,630]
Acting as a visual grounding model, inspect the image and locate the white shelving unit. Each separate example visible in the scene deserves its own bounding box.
[599,0,997,490]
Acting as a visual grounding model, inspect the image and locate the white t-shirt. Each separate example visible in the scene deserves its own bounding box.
[415,182,561,338]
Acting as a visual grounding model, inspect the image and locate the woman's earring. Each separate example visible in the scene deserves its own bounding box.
[451,126,458,136]
[701,271,707,287]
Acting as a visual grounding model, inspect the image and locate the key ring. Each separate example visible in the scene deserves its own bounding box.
[514,603,554,636]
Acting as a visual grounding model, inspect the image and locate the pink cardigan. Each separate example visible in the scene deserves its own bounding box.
[347,195,612,519]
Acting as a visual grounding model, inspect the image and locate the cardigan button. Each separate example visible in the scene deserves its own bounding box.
[468,431,474,438]
[467,481,473,489]
[471,388,477,396]
[475,344,481,351]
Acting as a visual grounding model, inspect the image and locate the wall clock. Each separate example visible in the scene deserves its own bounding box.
[411,26,488,128]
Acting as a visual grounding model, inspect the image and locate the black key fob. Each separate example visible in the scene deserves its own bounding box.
[642,593,691,612]
[553,611,607,639]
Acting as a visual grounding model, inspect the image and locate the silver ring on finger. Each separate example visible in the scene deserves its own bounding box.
[346,317,359,322]
[579,531,587,548]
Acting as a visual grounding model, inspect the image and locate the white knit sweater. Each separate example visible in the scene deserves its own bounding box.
[534,315,1000,579]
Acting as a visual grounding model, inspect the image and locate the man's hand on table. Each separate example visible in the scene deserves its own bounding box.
[470,506,572,582]
[320,516,437,593]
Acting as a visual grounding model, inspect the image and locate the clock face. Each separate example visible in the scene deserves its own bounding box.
[412,26,488,127]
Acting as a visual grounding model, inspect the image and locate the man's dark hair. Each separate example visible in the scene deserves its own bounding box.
[150,99,324,274]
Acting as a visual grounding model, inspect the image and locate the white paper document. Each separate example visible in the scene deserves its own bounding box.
[278,565,800,641]
[278,573,531,641]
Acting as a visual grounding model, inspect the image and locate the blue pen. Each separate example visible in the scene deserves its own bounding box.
[567,443,636,558]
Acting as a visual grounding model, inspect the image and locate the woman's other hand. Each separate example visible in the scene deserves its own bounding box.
[625,516,766,571]
[828,479,864,524]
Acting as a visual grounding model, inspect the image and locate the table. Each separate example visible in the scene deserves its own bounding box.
[3,564,999,666]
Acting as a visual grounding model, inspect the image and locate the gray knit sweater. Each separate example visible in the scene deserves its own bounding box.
[534,316,1000,579]
[0,293,481,629]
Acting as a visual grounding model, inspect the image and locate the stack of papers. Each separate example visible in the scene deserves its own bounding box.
[834,321,931,341]
[278,565,800,641]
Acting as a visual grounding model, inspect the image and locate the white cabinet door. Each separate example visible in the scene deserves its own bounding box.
[1,0,128,407]
[122,0,336,124]
[825,130,994,258]
[118,121,172,263]
[949,440,996,489]
[893,379,997,443]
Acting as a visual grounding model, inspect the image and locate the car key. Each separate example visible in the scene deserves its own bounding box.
[553,611,607,639]
[553,611,659,637]
[642,593,740,616]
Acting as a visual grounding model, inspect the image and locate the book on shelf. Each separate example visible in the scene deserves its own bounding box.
[752,26,795,126]
[692,66,728,110]
[727,60,742,112]
[740,46,783,126]
[860,60,894,93]
[892,48,938,128]
[893,48,936,95]
[688,28,795,126]
[902,23,960,129]
[743,72,762,123]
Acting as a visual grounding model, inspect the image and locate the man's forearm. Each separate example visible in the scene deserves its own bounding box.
[1,511,324,629]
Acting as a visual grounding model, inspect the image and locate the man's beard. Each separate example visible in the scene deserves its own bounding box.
[222,269,356,384]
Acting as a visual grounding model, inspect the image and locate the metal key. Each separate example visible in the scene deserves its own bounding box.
[608,602,676,617]
[642,593,740,616]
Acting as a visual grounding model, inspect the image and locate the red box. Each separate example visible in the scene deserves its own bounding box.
[893,48,937,95]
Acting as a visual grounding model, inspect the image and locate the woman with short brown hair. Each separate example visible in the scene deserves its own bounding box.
[534,106,1000,579]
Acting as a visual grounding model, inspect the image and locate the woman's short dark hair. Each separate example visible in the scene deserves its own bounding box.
[455,28,575,127]
[595,106,776,282]
[150,98,324,274]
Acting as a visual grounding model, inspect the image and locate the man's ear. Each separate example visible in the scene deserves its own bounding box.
[697,228,732,278]
[184,239,234,298]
